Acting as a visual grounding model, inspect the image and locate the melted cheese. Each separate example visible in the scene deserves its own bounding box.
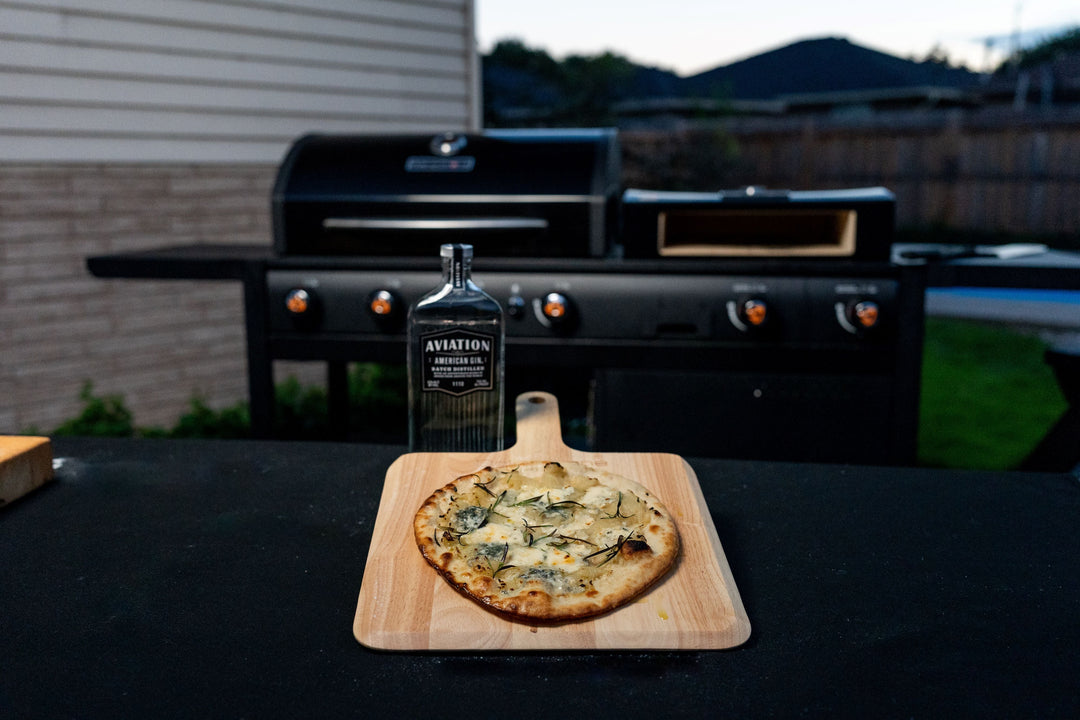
[444,464,659,597]
[420,460,678,620]
[582,485,619,507]
[469,522,517,545]
[511,546,547,566]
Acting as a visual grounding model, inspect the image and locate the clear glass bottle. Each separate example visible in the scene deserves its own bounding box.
[407,244,504,452]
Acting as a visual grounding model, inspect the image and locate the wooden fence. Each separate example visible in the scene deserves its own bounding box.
[622,106,1080,240]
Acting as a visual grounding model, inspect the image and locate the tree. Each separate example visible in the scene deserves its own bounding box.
[995,25,1080,74]
[482,40,564,125]
[559,51,639,125]
[485,39,562,80]
[482,40,660,126]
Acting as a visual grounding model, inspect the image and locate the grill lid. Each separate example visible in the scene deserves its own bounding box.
[272,129,621,258]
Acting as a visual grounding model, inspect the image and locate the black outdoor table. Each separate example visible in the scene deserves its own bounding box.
[2,437,1077,718]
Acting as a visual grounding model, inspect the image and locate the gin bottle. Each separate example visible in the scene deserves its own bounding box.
[407,244,504,452]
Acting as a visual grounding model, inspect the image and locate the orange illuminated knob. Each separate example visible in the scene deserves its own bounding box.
[739,298,769,328]
[368,290,394,317]
[851,300,880,330]
[367,289,400,326]
[284,288,312,315]
[541,292,570,322]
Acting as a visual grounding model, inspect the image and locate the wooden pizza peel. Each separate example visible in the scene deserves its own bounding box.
[354,391,751,651]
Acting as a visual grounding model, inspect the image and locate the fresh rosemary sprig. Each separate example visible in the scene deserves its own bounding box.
[584,535,624,565]
[487,490,509,521]
[530,528,560,547]
[584,528,643,566]
[486,543,516,577]
[554,534,595,546]
[520,519,554,546]
[510,492,583,517]
[473,474,498,497]
[550,533,596,551]
[602,491,634,519]
[543,497,585,519]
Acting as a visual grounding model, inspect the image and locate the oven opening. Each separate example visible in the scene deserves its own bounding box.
[318,216,550,256]
[657,208,857,257]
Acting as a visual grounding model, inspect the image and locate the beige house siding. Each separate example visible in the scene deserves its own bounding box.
[0,0,478,433]
[0,0,477,161]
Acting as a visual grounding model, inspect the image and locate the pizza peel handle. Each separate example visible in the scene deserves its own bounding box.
[508,391,571,460]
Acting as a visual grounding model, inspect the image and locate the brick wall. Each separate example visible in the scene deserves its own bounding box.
[0,1,478,435]
[0,163,309,434]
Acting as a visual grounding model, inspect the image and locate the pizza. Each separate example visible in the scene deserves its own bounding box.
[414,460,680,623]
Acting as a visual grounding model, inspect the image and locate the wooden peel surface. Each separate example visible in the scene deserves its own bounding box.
[354,392,750,651]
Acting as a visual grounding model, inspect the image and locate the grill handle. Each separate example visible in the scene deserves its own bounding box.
[322,217,548,231]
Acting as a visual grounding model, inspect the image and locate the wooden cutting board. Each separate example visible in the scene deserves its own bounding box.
[0,436,53,507]
[353,392,751,651]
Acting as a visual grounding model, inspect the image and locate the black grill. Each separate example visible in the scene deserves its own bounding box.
[272,130,621,258]
[90,129,926,464]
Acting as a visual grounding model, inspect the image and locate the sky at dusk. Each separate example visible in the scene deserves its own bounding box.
[476,1,1080,75]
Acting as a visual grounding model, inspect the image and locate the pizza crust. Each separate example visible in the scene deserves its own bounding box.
[414,461,680,623]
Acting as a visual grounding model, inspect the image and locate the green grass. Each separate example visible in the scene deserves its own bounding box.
[918,317,1068,470]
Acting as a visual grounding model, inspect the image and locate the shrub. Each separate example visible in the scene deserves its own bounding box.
[45,363,409,441]
[51,382,137,438]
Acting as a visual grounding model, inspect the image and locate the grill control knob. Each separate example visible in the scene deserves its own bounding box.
[728,297,769,332]
[533,291,575,332]
[284,287,320,329]
[851,300,880,329]
[368,289,395,317]
[367,289,401,328]
[541,292,571,322]
[838,299,881,335]
[284,288,313,316]
[740,299,769,328]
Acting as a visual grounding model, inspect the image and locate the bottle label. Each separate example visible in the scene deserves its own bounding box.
[420,328,497,396]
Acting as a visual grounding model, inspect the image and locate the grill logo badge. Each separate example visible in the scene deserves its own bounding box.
[404,156,476,173]
[407,132,475,172]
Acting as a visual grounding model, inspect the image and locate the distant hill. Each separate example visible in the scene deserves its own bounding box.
[681,37,984,100]
[482,36,985,124]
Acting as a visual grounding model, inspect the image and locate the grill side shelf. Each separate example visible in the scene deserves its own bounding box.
[86,244,272,280]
